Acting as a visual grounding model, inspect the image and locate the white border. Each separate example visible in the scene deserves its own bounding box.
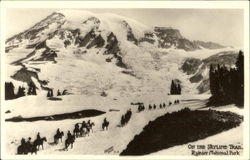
[0,1,249,160]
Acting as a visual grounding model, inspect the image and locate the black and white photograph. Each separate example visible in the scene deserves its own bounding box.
[1,1,249,159]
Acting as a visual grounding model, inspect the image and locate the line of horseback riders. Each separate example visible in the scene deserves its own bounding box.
[120,109,132,127]
[17,118,110,154]
[65,118,110,149]
[16,99,180,154]
[56,119,96,150]
[73,120,95,138]
[140,100,181,111]
[174,99,180,104]
[17,132,47,155]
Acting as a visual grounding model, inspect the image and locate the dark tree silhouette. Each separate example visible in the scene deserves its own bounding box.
[5,82,15,100]
[17,86,25,98]
[170,80,181,95]
[51,89,54,97]
[235,50,244,106]
[208,50,244,107]
[57,90,61,96]
[27,82,37,95]
[47,90,51,97]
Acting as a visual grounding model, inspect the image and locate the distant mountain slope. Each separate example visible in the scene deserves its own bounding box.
[154,27,225,51]
[181,51,239,93]
[5,10,232,97]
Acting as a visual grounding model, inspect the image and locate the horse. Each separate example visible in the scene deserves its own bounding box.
[17,144,27,155]
[17,142,37,155]
[33,137,47,151]
[169,101,172,106]
[148,105,152,110]
[17,139,27,155]
[120,109,132,127]
[102,120,109,130]
[125,110,132,122]
[80,126,89,137]
[153,104,156,109]
[65,135,75,149]
[120,115,125,127]
[138,105,145,112]
[87,122,95,133]
[73,127,81,138]
[163,103,166,108]
[28,143,38,155]
[54,131,64,144]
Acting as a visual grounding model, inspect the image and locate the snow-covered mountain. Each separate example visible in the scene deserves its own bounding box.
[5,10,235,97]
[4,10,244,156]
[154,27,225,51]
[181,50,239,94]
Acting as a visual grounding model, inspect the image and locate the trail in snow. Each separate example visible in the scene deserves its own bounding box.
[5,95,208,155]
[4,90,243,156]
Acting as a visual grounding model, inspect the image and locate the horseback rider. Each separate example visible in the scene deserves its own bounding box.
[56,128,60,135]
[21,138,26,145]
[121,115,125,126]
[82,121,87,128]
[26,137,32,148]
[128,108,132,114]
[87,120,91,127]
[149,104,152,110]
[75,123,79,130]
[153,104,156,109]
[37,132,41,141]
[67,130,72,139]
[104,117,108,123]
[102,117,109,130]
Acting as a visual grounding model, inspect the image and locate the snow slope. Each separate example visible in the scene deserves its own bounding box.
[4,95,208,155]
[5,9,237,98]
[3,10,243,157]
[150,104,244,156]
[4,95,243,156]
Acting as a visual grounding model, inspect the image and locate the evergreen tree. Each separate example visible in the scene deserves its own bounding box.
[209,64,216,96]
[27,82,37,95]
[27,83,32,95]
[57,90,61,96]
[17,86,25,98]
[236,50,244,72]
[178,84,182,94]
[33,86,37,95]
[5,82,15,100]
[235,51,244,106]
[208,50,244,107]
[62,89,68,95]
[51,89,54,97]
[170,80,181,95]
[170,80,175,94]
[47,90,51,97]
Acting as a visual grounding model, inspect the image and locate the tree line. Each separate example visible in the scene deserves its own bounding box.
[47,89,69,97]
[208,50,244,107]
[170,80,181,95]
[5,81,69,100]
[5,82,37,100]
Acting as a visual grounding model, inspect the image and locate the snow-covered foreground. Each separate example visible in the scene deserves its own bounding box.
[4,94,243,156]
[150,105,244,156]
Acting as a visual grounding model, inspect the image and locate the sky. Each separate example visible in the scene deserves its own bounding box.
[6,8,244,48]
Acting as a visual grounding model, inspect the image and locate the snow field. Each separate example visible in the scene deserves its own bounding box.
[4,95,207,155]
